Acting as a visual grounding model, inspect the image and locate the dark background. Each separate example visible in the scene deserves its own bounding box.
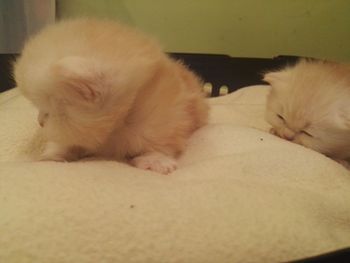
[0,53,300,96]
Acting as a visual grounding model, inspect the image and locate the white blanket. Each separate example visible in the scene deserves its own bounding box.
[0,86,349,263]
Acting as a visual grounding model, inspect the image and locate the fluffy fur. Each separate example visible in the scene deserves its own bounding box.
[14,18,209,174]
[263,59,350,164]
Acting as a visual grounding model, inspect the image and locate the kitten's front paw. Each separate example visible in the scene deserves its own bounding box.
[39,142,67,162]
[130,152,177,175]
[39,154,66,162]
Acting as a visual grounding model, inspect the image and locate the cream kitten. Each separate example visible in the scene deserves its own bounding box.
[263,59,350,165]
[14,18,209,174]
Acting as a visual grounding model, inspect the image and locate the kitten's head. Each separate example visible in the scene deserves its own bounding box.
[263,59,350,159]
[15,56,138,150]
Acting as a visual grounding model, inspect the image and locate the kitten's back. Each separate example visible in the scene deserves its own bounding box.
[15,19,165,99]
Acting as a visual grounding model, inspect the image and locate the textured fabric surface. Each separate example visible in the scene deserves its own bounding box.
[0,86,349,263]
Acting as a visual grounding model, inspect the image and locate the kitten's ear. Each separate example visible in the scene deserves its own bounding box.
[51,56,107,102]
[263,70,290,86]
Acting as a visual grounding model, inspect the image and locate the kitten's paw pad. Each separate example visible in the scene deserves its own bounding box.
[131,153,177,175]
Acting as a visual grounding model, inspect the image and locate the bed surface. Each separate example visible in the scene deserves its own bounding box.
[1,86,349,263]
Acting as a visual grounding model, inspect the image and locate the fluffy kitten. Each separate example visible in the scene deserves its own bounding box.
[263,59,350,165]
[14,18,209,174]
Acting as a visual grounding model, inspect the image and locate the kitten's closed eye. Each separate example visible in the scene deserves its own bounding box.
[301,130,313,137]
[277,114,285,122]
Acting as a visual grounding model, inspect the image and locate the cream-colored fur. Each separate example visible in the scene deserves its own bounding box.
[14,18,209,174]
[263,59,350,162]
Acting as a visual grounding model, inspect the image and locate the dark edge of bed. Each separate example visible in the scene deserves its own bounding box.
[287,247,350,263]
[1,53,300,95]
[0,53,17,93]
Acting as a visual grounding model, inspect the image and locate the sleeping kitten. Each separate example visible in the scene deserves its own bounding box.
[263,59,350,166]
[14,18,209,174]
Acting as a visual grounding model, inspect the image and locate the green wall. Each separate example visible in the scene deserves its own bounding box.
[57,0,350,62]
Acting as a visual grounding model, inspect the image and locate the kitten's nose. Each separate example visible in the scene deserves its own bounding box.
[280,127,295,141]
[281,133,294,141]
